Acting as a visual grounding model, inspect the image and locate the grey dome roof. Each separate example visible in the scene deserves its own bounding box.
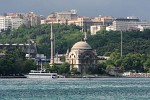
[71,41,92,50]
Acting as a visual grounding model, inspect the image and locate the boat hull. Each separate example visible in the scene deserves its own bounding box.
[25,73,58,79]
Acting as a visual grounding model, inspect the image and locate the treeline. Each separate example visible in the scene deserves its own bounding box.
[104,49,150,73]
[0,49,36,76]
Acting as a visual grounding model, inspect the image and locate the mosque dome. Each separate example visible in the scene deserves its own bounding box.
[71,41,92,50]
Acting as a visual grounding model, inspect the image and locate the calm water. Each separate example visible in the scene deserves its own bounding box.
[0,78,150,100]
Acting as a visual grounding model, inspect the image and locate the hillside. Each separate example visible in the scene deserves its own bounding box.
[1,24,150,57]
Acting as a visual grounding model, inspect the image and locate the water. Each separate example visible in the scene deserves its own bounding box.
[0,78,150,100]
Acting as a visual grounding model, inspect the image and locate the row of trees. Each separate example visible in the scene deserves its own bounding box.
[105,49,150,73]
[1,49,150,76]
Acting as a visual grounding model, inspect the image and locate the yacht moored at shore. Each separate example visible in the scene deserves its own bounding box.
[25,69,58,79]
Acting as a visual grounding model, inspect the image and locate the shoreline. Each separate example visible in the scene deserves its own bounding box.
[0,76,26,78]
[0,75,150,78]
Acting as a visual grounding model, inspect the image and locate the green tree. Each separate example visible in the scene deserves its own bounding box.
[0,49,36,75]
[23,59,36,74]
[122,53,145,72]
[106,49,122,67]
[58,62,70,74]
[144,53,150,72]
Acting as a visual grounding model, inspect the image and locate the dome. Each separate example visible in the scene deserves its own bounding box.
[71,41,92,50]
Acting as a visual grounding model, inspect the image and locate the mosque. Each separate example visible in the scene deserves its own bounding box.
[50,23,98,74]
[65,31,98,74]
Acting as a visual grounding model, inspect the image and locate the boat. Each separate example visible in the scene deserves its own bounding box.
[25,69,58,79]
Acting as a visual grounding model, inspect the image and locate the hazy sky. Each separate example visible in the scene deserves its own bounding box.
[1,0,150,20]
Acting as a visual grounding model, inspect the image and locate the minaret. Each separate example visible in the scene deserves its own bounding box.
[50,23,54,66]
[84,32,87,42]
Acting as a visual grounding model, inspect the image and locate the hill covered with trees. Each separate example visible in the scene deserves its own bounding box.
[88,30,150,56]
[1,24,150,57]
[1,24,150,75]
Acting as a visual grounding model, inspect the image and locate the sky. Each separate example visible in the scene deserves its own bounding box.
[1,0,150,20]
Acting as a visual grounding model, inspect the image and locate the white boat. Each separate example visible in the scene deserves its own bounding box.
[25,69,58,79]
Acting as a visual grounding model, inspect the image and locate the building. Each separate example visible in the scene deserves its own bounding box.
[4,13,29,30]
[66,41,98,74]
[76,16,92,32]
[0,12,40,32]
[9,16,28,29]
[45,10,78,25]
[90,25,106,35]
[91,16,114,26]
[43,10,94,31]
[47,10,77,21]
[0,16,10,32]
[112,18,140,31]
[106,17,150,31]
[43,10,115,32]
[25,12,41,26]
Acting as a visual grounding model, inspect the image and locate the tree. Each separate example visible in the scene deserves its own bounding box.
[144,53,150,72]
[23,59,36,74]
[58,62,70,74]
[0,49,36,75]
[122,53,145,73]
[106,49,122,67]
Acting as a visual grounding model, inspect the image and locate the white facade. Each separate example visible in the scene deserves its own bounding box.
[0,12,40,32]
[90,25,105,35]
[106,25,114,31]
[110,18,150,31]
[10,16,28,29]
[66,41,97,74]
[0,16,10,32]
[47,10,77,21]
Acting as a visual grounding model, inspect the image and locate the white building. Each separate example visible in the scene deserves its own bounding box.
[47,10,77,21]
[0,16,10,32]
[112,18,139,31]
[0,12,40,32]
[66,41,98,74]
[107,17,150,31]
[90,25,106,35]
[9,16,28,29]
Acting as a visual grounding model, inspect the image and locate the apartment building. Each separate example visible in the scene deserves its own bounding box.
[0,16,10,32]
[90,25,106,35]
[91,16,114,26]
[112,18,139,31]
[0,12,40,32]
[26,12,41,26]
[0,14,28,32]
[47,10,77,21]
[7,15,28,29]
[107,17,150,31]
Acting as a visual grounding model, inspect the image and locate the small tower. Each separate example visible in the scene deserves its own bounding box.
[50,23,54,66]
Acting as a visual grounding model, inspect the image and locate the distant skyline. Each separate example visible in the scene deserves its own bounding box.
[1,0,150,20]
